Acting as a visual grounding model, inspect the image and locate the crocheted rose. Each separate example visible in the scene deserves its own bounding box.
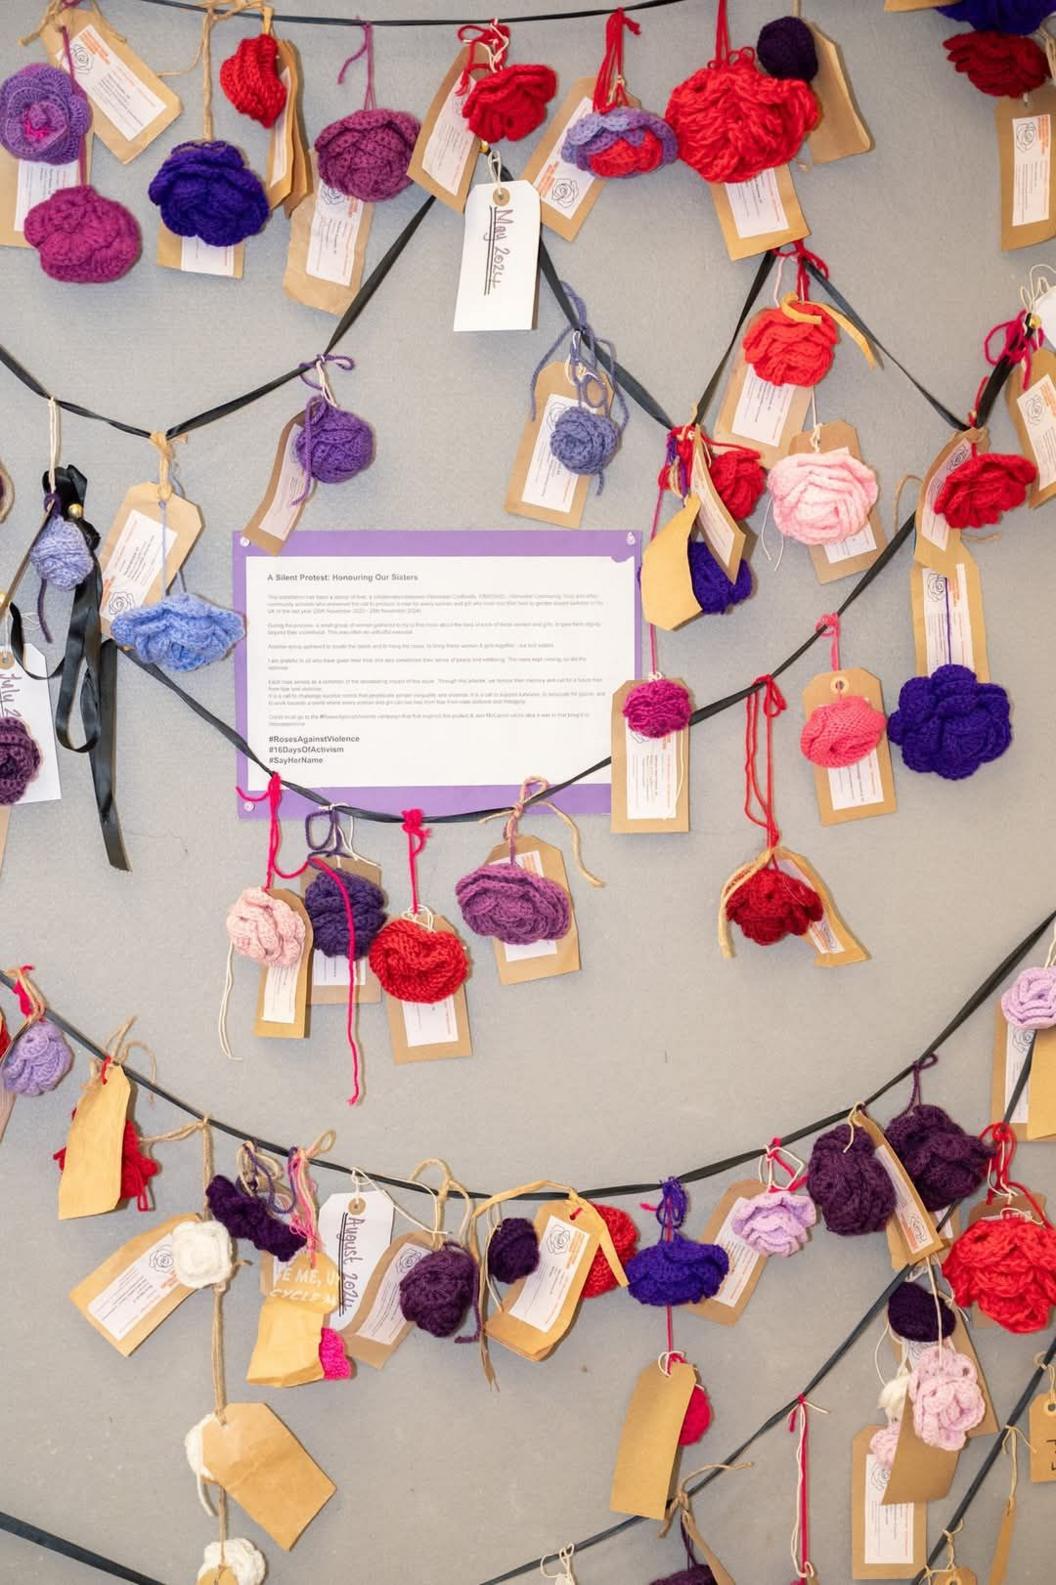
[1000,965,1056,1030]
[462,63,557,143]
[303,869,386,959]
[944,1213,1056,1332]
[908,1345,986,1451]
[939,0,1055,33]
[226,886,305,966]
[625,1233,729,1306]
[688,538,753,615]
[807,1123,896,1236]
[622,678,693,739]
[709,445,766,520]
[869,1420,901,1471]
[933,451,1036,529]
[726,864,823,947]
[730,1187,816,1256]
[884,1103,993,1212]
[219,33,287,128]
[768,450,878,545]
[368,917,469,1003]
[315,108,420,202]
[319,1324,353,1379]
[560,107,677,178]
[742,300,838,386]
[879,1372,910,1420]
[0,63,91,164]
[455,861,570,946]
[582,1202,638,1298]
[0,717,42,805]
[1,1019,72,1096]
[112,593,245,673]
[24,185,140,284]
[197,1537,266,1585]
[172,1219,234,1290]
[800,695,886,769]
[147,140,269,247]
[943,31,1049,97]
[887,664,1011,780]
[665,57,818,184]
[30,512,93,589]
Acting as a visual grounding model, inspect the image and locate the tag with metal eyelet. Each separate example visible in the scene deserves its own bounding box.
[453,150,541,333]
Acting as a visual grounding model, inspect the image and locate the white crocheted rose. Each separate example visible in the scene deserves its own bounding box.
[197,1537,267,1585]
[173,1219,234,1289]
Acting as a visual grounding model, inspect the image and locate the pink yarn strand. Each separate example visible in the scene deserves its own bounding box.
[401,808,429,915]
[816,612,841,672]
[288,1147,320,1260]
[337,21,375,111]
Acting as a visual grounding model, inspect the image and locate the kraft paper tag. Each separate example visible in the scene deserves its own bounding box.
[853,1112,944,1265]
[641,495,703,630]
[341,1229,433,1367]
[888,1202,960,1265]
[777,846,869,967]
[453,178,541,332]
[806,26,872,165]
[931,1572,978,1584]
[610,679,690,835]
[709,165,808,262]
[0,134,92,249]
[996,89,1056,252]
[986,1499,1017,1585]
[157,222,245,279]
[99,485,203,635]
[915,429,987,577]
[882,1403,959,1505]
[713,349,813,467]
[385,915,472,1064]
[788,423,886,583]
[910,545,989,683]
[677,1511,736,1585]
[70,1213,198,1355]
[690,436,748,580]
[408,49,480,212]
[247,1252,340,1387]
[1006,349,1056,508]
[201,1402,335,1549]
[284,153,372,317]
[523,75,632,240]
[687,1178,771,1325]
[58,1061,131,1220]
[302,855,383,1006]
[851,1425,926,1580]
[40,8,179,162]
[265,39,299,211]
[198,1570,239,1585]
[801,669,896,826]
[1028,1391,1056,1481]
[611,1359,696,1520]
[990,1005,1034,1143]
[262,1248,341,1310]
[1026,1025,1056,1140]
[485,835,579,984]
[243,414,311,553]
[486,1200,608,1361]
[253,889,313,1039]
[0,643,62,806]
[505,361,605,527]
[317,1188,395,1326]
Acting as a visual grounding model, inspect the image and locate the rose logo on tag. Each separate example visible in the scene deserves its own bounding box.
[1016,122,1038,153]
[550,177,579,211]
[925,573,948,605]
[149,1243,175,1276]
[545,1224,572,1256]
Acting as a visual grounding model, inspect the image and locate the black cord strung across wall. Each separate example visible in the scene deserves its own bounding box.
[132,0,693,29]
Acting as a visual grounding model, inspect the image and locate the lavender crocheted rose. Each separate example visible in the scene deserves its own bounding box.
[730,1187,816,1256]
[1001,964,1056,1030]
[887,664,1011,780]
[908,1345,986,1452]
[147,140,269,247]
[0,64,91,164]
[112,594,244,673]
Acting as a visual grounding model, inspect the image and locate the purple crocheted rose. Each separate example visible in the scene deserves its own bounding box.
[2,1018,72,1096]
[0,64,91,164]
[884,1103,992,1212]
[939,1,1054,34]
[147,140,269,247]
[0,717,42,805]
[560,106,678,177]
[887,664,1011,780]
[315,108,420,202]
[112,594,244,673]
[731,1187,816,1257]
[1001,965,1056,1030]
[303,868,387,959]
[908,1345,986,1451]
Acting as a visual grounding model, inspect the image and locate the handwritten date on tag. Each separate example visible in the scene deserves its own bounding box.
[453,179,540,333]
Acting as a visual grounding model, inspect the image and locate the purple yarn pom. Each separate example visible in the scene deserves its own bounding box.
[315,108,420,201]
[147,140,269,247]
[456,861,571,946]
[550,406,620,486]
[488,1217,540,1283]
[0,718,42,805]
[807,1124,896,1236]
[888,1280,956,1343]
[303,869,386,958]
[296,399,374,485]
[688,539,753,615]
[650,1569,717,1585]
[2,1019,72,1096]
[111,593,244,672]
[939,0,1054,32]
[399,1243,477,1338]
[757,17,820,81]
[31,512,93,590]
[885,1103,993,1213]
[625,1234,729,1306]
[205,1174,307,1262]
[0,64,91,164]
[887,664,1011,780]
[560,107,678,175]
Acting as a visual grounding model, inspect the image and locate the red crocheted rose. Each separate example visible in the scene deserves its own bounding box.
[219,33,287,129]
[368,917,469,1004]
[934,452,1037,529]
[55,1118,158,1210]
[943,32,1048,98]
[462,63,557,144]
[726,865,824,947]
[944,1213,1056,1333]
[742,301,838,387]
[581,1202,639,1298]
[665,56,819,184]
[709,445,766,519]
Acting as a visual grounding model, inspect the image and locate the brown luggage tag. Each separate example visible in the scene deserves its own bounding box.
[610,1357,696,1520]
[806,25,872,165]
[1006,344,1056,507]
[610,679,691,835]
[850,1425,927,1579]
[70,1213,199,1354]
[57,1052,131,1221]
[247,1135,339,1386]
[709,165,809,262]
[407,48,480,211]
[201,1402,335,1549]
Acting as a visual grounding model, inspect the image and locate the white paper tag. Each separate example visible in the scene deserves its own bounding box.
[1004,1021,1034,1126]
[920,436,975,551]
[872,1142,934,1257]
[0,646,61,804]
[624,724,679,821]
[919,564,975,672]
[262,961,299,1024]
[401,996,458,1047]
[307,182,368,285]
[1013,113,1051,228]
[62,23,168,143]
[781,856,842,956]
[311,950,365,990]
[725,168,787,238]
[179,234,237,277]
[356,1241,431,1344]
[521,394,579,510]
[257,424,310,545]
[98,507,173,625]
[732,368,799,449]
[1036,285,1056,346]
[453,180,541,333]
[823,517,877,564]
[421,77,478,196]
[532,95,598,219]
[1016,375,1056,487]
[318,1190,395,1326]
[708,1198,762,1309]
[828,751,884,812]
[268,67,292,188]
[508,1214,591,1332]
[15,155,81,232]
[87,1227,182,1342]
[492,849,559,962]
[864,1455,915,1566]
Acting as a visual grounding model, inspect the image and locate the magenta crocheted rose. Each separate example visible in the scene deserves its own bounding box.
[1000,964,1056,1030]
[908,1345,986,1451]
[869,1420,901,1471]
[730,1187,817,1256]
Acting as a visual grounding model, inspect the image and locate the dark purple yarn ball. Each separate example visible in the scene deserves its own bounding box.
[887,1280,956,1343]
[807,1124,896,1236]
[147,139,269,247]
[205,1174,306,1263]
[399,1244,477,1337]
[650,1569,717,1585]
[625,1234,729,1307]
[884,1103,993,1213]
[687,539,753,615]
[303,869,387,959]
[488,1217,540,1283]
[757,17,819,81]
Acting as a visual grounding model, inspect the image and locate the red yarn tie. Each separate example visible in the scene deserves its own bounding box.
[816,612,841,673]
[401,807,429,916]
[776,238,829,305]
[744,675,786,851]
[593,8,640,112]
[787,1396,817,1584]
[455,20,510,94]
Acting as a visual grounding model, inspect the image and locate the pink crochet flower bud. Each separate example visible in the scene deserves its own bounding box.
[908,1344,986,1451]
[730,1186,817,1256]
[768,449,878,545]
[1000,964,1056,1030]
[226,886,305,966]
[869,1419,901,1470]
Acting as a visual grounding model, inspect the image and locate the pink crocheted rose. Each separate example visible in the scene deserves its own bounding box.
[909,1345,986,1451]
[730,1187,817,1256]
[1000,965,1056,1030]
[869,1420,901,1470]
[767,449,879,545]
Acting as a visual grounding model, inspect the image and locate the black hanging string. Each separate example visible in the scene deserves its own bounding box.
[132,0,692,27]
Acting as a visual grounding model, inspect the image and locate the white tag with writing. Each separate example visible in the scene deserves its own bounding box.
[357,1242,430,1344]
[62,23,168,145]
[919,565,976,671]
[624,727,679,822]
[308,182,368,285]
[1013,113,1051,228]
[732,368,799,448]
[99,508,172,625]
[402,996,458,1047]
[453,179,540,333]
[15,155,81,232]
[318,1190,395,1326]
[508,1213,591,1333]
[87,1227,181,1342]
[180,235,237,277]
[725,169,787,238]
[1016,375,1056,487]
[0,646,61,804]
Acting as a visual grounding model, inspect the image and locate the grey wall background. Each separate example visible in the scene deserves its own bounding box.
[1,1,1054,1582]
